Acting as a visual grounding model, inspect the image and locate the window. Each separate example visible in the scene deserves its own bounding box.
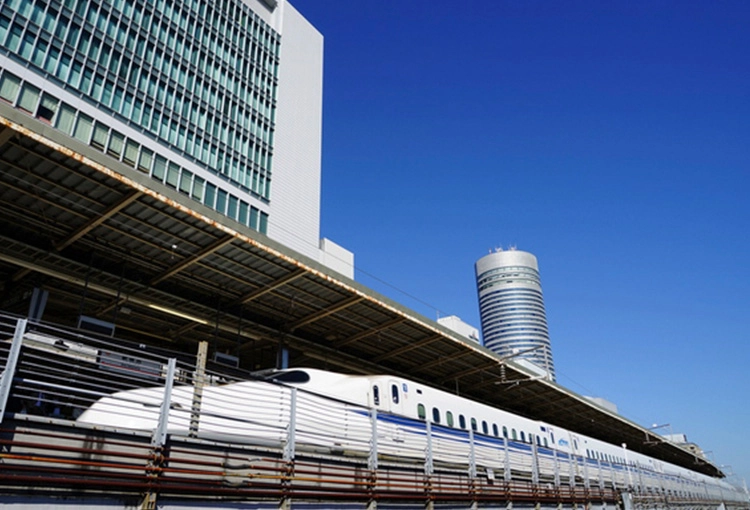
[152,154,167,180]
[90,122,108,150]
[511,429,517,441]
[107,130,124,159]
[215,189,227,214]
[72,113,93,143]
[17,82,41,113]
[482,421,488,435]
[417,403,425,420]
[138,147,153,173]
[179,169,193,195]
[123,139,139,167]
[470,418,477,432]
[373,385,380,406]
[459,415,466,430]
[446,411,454,428]
[492,424,499,437]
[428,407,439,424]
[391,384,399,404]
[0,72,21,103]
[55,103,76,134]
[502,426,508,438]
[165,162,180,188]
[37,93,59,123]
[520,431,526,443]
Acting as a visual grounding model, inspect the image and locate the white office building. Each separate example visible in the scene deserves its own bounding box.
[0,0,352,276]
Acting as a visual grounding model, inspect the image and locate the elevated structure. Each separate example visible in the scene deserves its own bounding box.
[0,0,352,275]
[0,111,725,479]
[475,249,555,380]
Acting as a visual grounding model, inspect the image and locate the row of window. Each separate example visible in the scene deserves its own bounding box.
[415,403,551,448]
[0,69,269,234]
[2,0,279,198]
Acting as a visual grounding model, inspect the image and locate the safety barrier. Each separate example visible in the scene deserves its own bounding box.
[1,314,748,510]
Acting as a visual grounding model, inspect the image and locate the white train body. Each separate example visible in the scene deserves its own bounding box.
[78,368,747,504]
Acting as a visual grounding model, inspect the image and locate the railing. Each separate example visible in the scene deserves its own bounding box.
[1,313,748,510]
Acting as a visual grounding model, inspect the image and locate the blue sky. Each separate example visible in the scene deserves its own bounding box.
[297,0,750,485]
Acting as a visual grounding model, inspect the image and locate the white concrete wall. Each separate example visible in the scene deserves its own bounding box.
[266,2,324,260]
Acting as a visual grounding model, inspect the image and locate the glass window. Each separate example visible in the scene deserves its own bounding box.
[72,113,93,143]
[227,195,238,220]
[55,103,76,134]
[215,189,227,214]
[179,169,192,194]
[446,411,454,428]
[17,82,41,113]
[107,130,124,158]
[249,206,258,229]
[165,162,179,188]
[470,418,477,432]
[5,23,23,53]
[204,182,216,208]
[192,176,204,201]
[502,426,508,438]
[91,122,108,150]
[259,211,268,234]
[511,429,517,441]
[123,139,138,167]
[417,403,425,420]
[152,155,167,181]
[492,424,499,437]
[432,407,440,424]
[520,431,526,443]
[238,200,248,225]
[0,72,22,103]
[482,421,488,435]
[391,384,399,404]
[137,147,153,173]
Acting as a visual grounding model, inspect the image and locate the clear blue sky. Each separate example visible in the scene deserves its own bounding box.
[297,0,750,486]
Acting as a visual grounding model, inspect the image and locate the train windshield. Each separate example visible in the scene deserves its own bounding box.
[266,370,311,384]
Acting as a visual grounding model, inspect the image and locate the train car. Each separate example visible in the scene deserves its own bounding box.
[77,367,749,505]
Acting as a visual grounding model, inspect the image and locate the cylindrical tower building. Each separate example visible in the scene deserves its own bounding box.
[475,249,555,380]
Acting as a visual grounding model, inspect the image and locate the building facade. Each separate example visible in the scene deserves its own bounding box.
[475,249,555,380]
[0,0,351,275]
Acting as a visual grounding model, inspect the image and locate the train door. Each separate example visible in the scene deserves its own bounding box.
[387,379,405,442]
[568,432,583,480]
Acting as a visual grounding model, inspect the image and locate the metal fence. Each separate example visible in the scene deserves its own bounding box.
[1,313,748,510]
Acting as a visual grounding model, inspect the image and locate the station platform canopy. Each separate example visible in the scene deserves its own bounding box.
[0,104,722,478]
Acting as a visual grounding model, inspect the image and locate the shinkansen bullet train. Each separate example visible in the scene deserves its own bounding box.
[78,368,749,505]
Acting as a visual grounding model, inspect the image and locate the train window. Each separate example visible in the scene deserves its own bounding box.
[536,435,541,446]
[543,437,548,447]
[391,384,399,404]
[459,415,466,429]
[520,431,526,443]
[373,385,380,406]
[432,407,440,424]
[471,418,477,432]
[492,424,499,437]
[446,411,454,427]
[511,429,517,440]
[417,403,426,420]
[503,426,508,438]
[551,432,555,444]
[482,421,488,435]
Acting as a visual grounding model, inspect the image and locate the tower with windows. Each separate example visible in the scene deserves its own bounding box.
[475,248,555,380]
